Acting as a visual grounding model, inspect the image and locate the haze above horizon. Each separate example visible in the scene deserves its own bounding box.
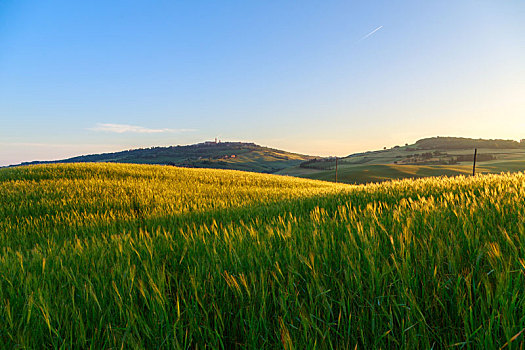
[1,1,524,166]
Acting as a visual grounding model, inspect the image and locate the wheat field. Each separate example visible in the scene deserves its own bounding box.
[1,163,524,348]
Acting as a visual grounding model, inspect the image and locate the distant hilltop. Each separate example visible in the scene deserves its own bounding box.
[16,141,314,174]
[11,136,524,178]
[278,136,524,184]
[415,136,524,150]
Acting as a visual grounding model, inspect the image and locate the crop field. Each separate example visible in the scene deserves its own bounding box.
[1,163,525,348]
[279,144,525,185]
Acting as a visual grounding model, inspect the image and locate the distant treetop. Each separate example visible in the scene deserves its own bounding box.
[415,136,521,150]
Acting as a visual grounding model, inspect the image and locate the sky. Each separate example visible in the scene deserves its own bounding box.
[1,0,524,166]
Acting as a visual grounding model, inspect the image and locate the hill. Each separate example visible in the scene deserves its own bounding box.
[280,136,525,184]
[414,136,522,149]
[1,163,524,348]
[17,141,314,174]
[11,136,525,183]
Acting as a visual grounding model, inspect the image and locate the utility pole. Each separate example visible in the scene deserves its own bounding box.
[335,157,338,183]
[472,148,477,176]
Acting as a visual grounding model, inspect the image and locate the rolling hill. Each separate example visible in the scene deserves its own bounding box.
[17,141,314,174]
[279,136,525,184]
[12,136,525,183]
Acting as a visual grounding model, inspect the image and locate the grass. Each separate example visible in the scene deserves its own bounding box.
[1,163,525,348]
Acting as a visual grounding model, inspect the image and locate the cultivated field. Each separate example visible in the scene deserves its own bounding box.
[279,141,525,184]
[1,163,524,348]
[18,137,525,185]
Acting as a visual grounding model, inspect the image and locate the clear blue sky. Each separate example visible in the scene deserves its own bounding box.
[1,0,523,165]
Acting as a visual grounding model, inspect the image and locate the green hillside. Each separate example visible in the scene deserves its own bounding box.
[280,137,525,184]
[17,141,313,174]
[414,136,522,149]
[11,136,525,183]
[1,163,525,348]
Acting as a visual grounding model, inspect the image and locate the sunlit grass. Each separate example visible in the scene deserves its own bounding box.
[1,163,524,348]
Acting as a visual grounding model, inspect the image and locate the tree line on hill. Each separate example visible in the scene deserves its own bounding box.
[415,137,523,150]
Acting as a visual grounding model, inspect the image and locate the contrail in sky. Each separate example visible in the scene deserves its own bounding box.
[359,25,383,41]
